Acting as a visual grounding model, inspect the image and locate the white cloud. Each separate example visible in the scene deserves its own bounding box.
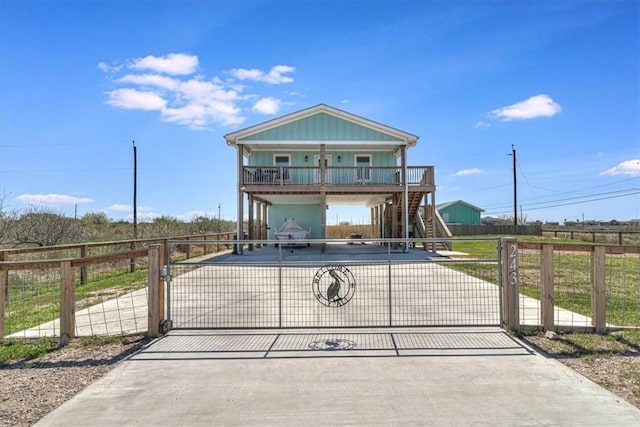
[107,204,134,213]
[105,88,167,111]
[129,53,198,75]
[228,64,295,84]
[16,194,93,206]
[489,94,562,121]
[475,121,490,128]
[340,99,350,104]
[252,97,281,115]
[117,74,180,91]
[97,61,122,73]
[453,168,484,177]
[102,53,296,129]
[600,159,640,177]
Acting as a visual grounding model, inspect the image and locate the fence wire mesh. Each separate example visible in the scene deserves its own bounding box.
[605,251,640,327]
[167,250,502,329]
[518,244,640,330]
[4,256,149,339]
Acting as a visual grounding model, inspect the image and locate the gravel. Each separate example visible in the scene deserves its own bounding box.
[0,335,152,427]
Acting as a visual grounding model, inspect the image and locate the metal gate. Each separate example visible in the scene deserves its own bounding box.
[165,239,503,329]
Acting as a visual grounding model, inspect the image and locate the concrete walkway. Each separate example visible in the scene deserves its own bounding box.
[36,328,640,426]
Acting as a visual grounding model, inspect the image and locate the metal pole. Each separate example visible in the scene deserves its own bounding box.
[133,141,138,239]
[512,145,517,226]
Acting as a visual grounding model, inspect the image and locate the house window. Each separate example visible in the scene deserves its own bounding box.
[355,155,371,181]
[274,154,290,181]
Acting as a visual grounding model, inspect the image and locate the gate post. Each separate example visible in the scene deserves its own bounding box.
[541,243,555,331]
[60,261,75,346]
[148,245,161,337]
[591,245,606,334]
[500,238,520,332]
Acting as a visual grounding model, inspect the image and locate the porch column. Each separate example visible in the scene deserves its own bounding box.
[255,200,262,246]
[401,145,409,252]
[248,194,254,251]
[320,191,327,253]
[391,196,398,246]
[262,203,269,240]
[381,202,387,239]
[236,143,244,255]
[423,200,429,251]
[370,207,375,239]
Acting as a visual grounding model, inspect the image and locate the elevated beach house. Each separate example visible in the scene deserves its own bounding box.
[224,104,448,252]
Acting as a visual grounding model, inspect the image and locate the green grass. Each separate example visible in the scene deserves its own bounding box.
[0,336,58,365]
[4,265,149,335]
[449,236,640,327]
[0,335,128,366]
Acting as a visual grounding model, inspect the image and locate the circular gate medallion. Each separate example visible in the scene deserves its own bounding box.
[308,338,357,351]
[312,264,356,307]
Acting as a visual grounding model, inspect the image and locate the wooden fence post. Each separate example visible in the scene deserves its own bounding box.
[541,243,555,331]
[1,251,8,303]
[80,245,88,285]
[148,245,161,337]
[591,246,606,333]
[0,264,6,339]
[501,238,520,332]
[130,241,136,273]
[158,244,166,323]
[60,261,75,346]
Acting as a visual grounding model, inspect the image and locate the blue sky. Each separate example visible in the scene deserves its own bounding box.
[1,0,638,225]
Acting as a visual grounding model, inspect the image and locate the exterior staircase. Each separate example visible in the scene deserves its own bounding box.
[398,190,452,251]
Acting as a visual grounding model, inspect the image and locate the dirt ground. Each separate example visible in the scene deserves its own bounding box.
[523,331,640,408]
[1,332,638,426]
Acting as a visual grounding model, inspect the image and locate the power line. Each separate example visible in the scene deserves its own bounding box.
[484,190,640,216]
[524,190,640,211]
[522,188,639,207]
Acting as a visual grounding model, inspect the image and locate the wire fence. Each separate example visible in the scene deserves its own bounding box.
[517,242,640,331]
[2,238,638,344]
[167,240,503,329]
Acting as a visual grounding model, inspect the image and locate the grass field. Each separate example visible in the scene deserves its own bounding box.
[451,236,640,327]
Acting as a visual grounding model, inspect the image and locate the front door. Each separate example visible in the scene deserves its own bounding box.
[314,155,332,184]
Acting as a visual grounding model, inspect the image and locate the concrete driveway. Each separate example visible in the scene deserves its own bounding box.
[36,328,640,426]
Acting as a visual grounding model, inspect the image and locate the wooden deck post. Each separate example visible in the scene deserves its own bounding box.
[541,243,555,331]
[147,245,161,337]
[591,245,606,333]
[60,261,75,346]
[501,238,520,332]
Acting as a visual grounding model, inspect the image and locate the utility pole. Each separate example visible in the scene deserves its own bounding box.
[511,145,517,226]
[133,141,138,239]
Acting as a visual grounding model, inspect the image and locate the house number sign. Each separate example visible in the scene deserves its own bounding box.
[508,243,518,287]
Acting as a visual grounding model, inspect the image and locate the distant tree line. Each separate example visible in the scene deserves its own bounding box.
[0,202,236,248]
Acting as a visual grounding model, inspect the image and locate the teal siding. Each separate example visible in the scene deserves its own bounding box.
[439,204,482,225]
[249,150,396,166]
[244,113,402,141]
[269,205,322,239]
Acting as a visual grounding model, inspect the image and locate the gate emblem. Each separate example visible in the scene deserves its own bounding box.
[308,338,357,350]
[312,265,356,307]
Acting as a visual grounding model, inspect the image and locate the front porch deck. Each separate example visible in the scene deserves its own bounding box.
[242,165,434,192]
